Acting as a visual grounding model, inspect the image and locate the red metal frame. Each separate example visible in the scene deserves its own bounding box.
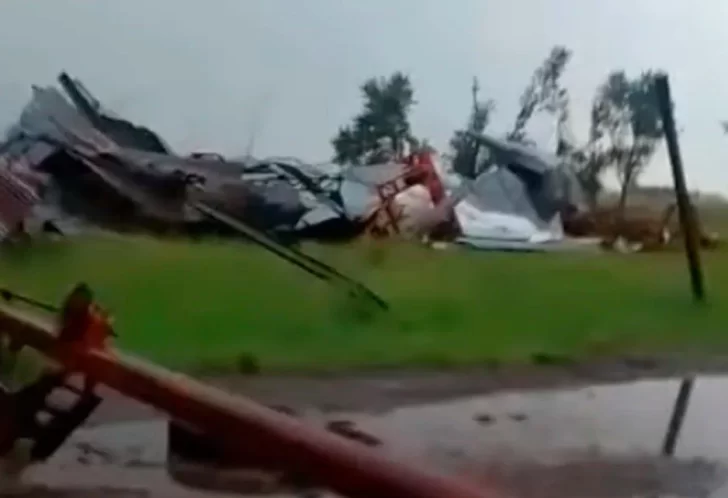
[0,297,497,498]
[367,151,449,238]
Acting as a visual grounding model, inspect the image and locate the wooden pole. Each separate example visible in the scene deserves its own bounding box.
[654,73,701,458]
[654,74,706,302]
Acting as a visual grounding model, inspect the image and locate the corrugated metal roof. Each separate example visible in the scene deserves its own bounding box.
[471,132,558,175]
[4,85,117,162]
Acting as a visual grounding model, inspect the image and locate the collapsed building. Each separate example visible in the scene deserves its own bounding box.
[0,72,603,254]
[0,73,375,243]
[0,73,463,248]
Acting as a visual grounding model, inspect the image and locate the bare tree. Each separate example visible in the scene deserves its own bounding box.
[450,77,495,177]
[589,71,664,214]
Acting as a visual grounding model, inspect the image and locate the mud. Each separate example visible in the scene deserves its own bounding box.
[475,458,720,498]
[8,361,728,497]
[85,354,728,426]
[6,374,728,497]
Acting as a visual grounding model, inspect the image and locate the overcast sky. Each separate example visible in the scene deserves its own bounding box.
[1,1,727,192]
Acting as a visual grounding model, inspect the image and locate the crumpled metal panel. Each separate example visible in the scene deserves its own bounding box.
[471,132,558,175]
[6,86,117,159]
[455,131,585,231]
[0,79,356,237]
[58,73,172,154]
[467,167,551,228]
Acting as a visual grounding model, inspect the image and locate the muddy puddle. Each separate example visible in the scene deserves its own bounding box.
[9,375,728,497]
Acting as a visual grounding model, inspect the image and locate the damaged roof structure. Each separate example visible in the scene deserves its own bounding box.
[0,73,369,242]
[0,72,597,258]
[0,73,390,309]
[450,131,588,251]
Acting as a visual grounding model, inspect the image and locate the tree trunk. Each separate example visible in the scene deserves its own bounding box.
[617,169,632,216]
[585,188,599,212]
[617,151,638,222]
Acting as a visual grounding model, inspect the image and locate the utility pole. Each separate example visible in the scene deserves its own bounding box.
[654,73,703,458]
[654,73,705,303]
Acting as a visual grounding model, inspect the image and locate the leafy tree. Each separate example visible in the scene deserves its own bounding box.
[332,72,416,165]
[587,70,664,213]
[508,46,572,144]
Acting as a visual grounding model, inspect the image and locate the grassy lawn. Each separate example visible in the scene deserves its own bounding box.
[1,232,728,373]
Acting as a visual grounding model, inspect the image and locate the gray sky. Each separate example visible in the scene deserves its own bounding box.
[1,1,727,192]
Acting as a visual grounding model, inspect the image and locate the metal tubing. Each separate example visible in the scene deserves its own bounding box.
[0,304,496,498]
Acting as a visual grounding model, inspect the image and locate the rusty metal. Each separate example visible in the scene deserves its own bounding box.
[366,150,450,239]
[0,289,495,498]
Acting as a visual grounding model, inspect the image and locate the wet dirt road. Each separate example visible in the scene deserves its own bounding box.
[11,374,728,497]
[83,355,728,426]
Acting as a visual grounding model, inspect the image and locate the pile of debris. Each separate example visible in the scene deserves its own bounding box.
[445,131,721,253]
[0,72,713,254]
[0,74,358,243]
[0,73,464,247]
[447,132,587,252]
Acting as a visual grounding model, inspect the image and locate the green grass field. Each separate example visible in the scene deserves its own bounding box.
[1,232,728,373]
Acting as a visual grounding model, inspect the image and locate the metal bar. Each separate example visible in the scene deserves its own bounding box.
[57,72,103,129]
[654,74,706,302]
[194,202,390,310]
[0,288,60,313]
[0,303,494,498]
[661,377,695,456]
